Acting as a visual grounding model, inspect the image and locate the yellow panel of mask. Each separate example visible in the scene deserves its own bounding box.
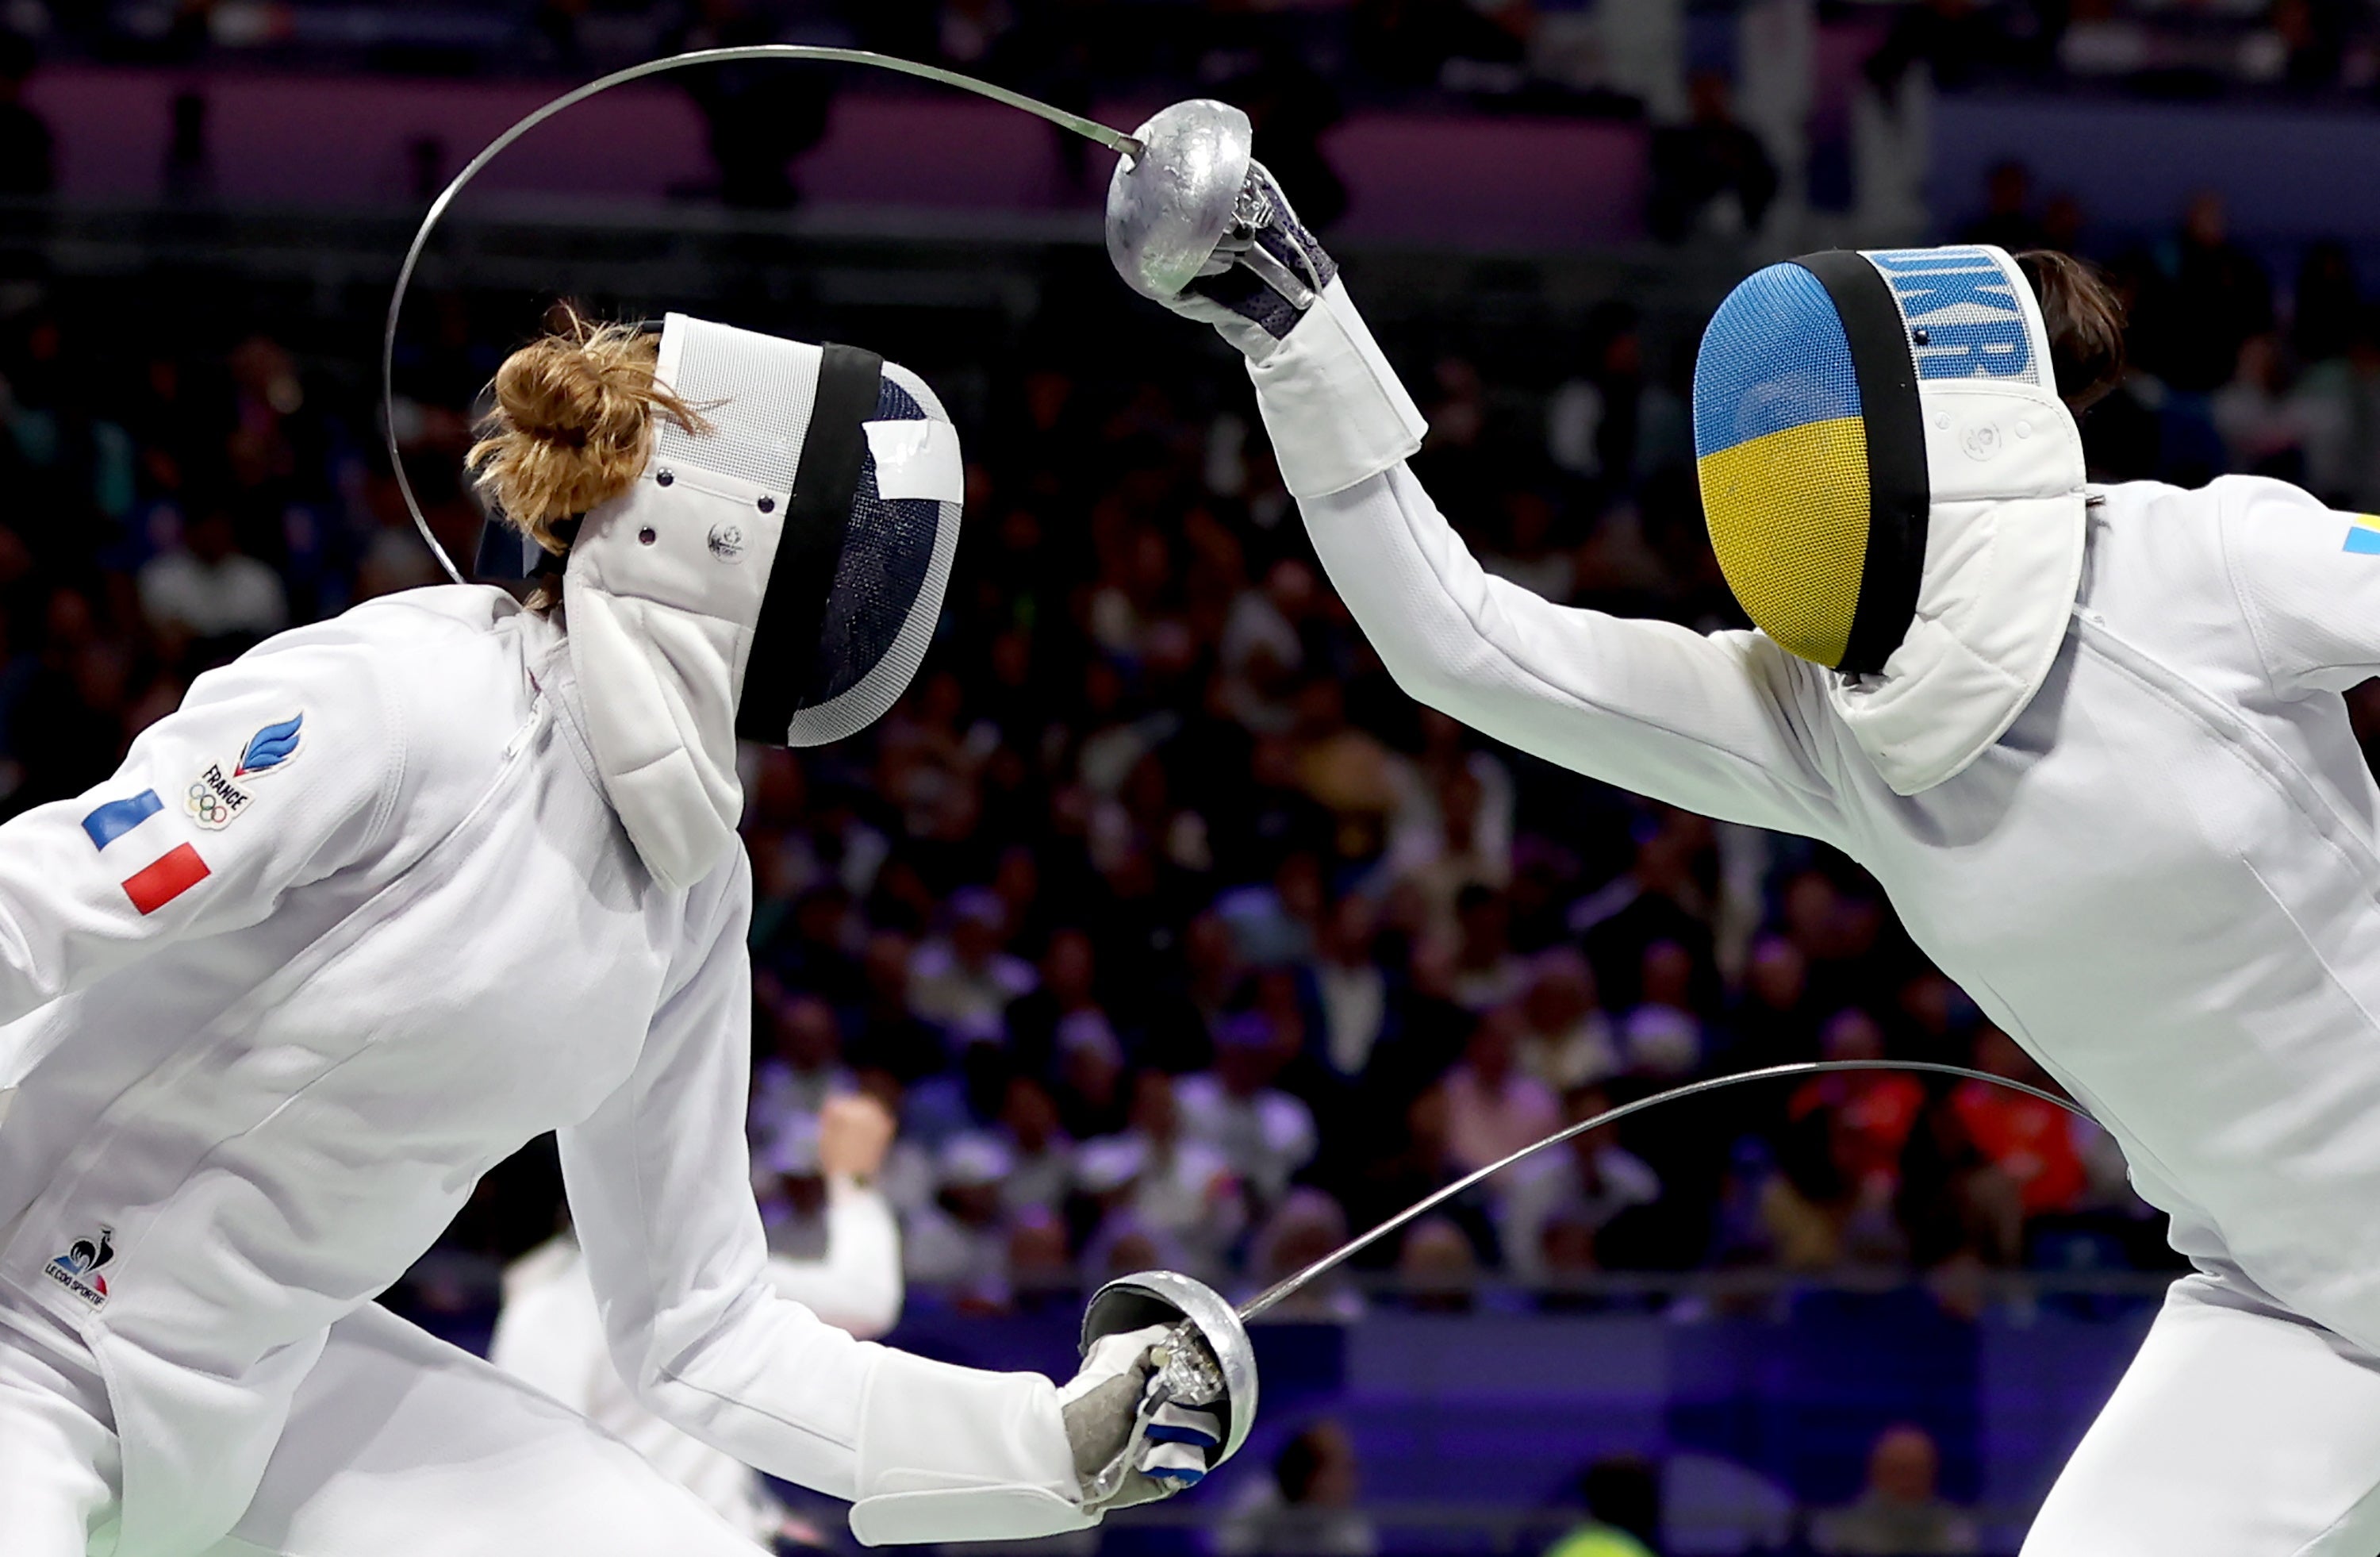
[1695,415,1872,669]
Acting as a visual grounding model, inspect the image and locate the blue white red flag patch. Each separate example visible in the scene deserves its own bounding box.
[81,790,161,851]
[123,845,209,914]
[82,786,209,911]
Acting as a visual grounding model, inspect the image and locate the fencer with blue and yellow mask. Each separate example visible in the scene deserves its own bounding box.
[1692,244,2088,795]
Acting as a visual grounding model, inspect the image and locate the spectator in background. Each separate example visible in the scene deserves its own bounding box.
[1789,1009,1924,1204]
[1733,933,1819,1061]
[1053,1009,1131,1141]
[2152,191,2274,394]
[908,885,1036,1043]
[1219,1419,1377,1557]
[1442,1003,1562,1176]
[1243,1187,1366,1322]
[2292,240,2360,367]
[1449,882,1527,1012]
[1308,892,1391,1086]
[1545,1455,1663,1557]
[1515,946,1619,1092]
[1619,940,1704,1078]
[0,29,52,198]
[1079,1069,1246,1274]
[1810,1424,1979,1555]
[2212,333,2322,483]
[670,0,831,208]
[1647,71,1779,244]
[901,1133,1015,1311]
[1958,160,2043,254]
[1951,1026,2086,1224]
[1177,1011,1320,1211]
[850,926,946,1085]
[1394,1214,1478,1312]
[1499,1082,1660,1282]
[1001,925,1106,1079]
[136,505,289,668]
[988,1075,1074,1217]
[748,980,858,1158]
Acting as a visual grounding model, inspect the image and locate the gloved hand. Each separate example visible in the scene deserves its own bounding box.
[1150,161,1338,363]
[1058,1323,1227,1518]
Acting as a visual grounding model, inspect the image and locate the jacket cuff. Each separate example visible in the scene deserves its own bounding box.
[846,1346,1093,1545]
[1246,278,1430,501]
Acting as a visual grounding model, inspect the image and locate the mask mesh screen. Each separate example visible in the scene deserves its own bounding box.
[784,365,962,747]
[1693,262,1875,669]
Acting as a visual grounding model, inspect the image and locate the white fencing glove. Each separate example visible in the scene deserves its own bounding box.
[1059,1323,1228,1517]
[1119,160,1426,501]
[1153,161,1338,363]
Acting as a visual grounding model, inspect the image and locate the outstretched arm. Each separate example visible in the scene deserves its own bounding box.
[559,856,1088,1544]
[1306,457,1843,836]
[560,857,1219,1545]
[1124,161,1844,840]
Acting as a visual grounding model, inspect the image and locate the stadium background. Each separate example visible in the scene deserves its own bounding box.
[2,2,2375,1551]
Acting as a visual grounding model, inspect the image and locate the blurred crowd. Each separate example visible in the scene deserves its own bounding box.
[16,0,2380,115]
[1224,1417,1986,1555]
[5,0,2380,1335]
[22,164,2378,1321]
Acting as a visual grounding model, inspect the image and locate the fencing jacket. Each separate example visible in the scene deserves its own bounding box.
[0,587,1084,1556]
[491,1182,905,1544]
[1256,286,2380,1362]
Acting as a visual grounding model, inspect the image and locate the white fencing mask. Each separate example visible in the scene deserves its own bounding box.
[559,313,964,889]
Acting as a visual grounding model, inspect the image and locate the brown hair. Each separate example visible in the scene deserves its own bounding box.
[2016,249,2126,416]
[466,308,708,563]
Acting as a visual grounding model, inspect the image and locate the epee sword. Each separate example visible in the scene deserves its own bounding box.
[381,44,1207,585]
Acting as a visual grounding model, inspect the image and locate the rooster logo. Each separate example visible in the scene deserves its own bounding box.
[47,1225,115,1303]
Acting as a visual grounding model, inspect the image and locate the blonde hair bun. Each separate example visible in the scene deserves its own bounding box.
[466,308,706,556]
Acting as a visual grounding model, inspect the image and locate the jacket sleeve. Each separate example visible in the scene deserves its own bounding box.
[0,634,402,1085]
[1241,283,1842,837]
[557,855,1093,1546]
[1302,466,1845,836]
[2221,476,2380,697]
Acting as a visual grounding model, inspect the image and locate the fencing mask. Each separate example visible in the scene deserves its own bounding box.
[555,313,964,889]
[1691,244,2087,795]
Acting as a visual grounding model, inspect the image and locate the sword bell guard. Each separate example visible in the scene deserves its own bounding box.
[1104,99,1255,303]
[1081,1269,1259,1467]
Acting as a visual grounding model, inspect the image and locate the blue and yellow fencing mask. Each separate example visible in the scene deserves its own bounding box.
[1693,245,2089,792]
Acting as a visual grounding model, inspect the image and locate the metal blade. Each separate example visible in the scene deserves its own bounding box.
[1236,1058,2093,1322]
[383,46,1142,586]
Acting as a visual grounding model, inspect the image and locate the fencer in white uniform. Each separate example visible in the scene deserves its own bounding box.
[1122,166,2380,1553]
[0,313,1226,1557]
[492,1094,907,1546]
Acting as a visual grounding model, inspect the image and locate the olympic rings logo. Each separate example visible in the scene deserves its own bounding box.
[186,781,238,828]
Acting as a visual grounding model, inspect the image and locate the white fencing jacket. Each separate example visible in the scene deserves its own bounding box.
[1255,286,2380,1360]
[492,1181,903,1544]
[0,588,1084,1556]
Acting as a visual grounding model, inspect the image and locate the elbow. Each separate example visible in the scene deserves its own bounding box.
[1373,638,1484,725]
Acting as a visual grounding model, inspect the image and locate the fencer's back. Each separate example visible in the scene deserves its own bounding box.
[0,584,724,1551]
[1837,475,2380,1353]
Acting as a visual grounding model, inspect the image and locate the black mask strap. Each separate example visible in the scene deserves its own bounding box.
[737,343,884,744]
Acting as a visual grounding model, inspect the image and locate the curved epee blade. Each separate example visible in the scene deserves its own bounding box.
[382,46,1141,584]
